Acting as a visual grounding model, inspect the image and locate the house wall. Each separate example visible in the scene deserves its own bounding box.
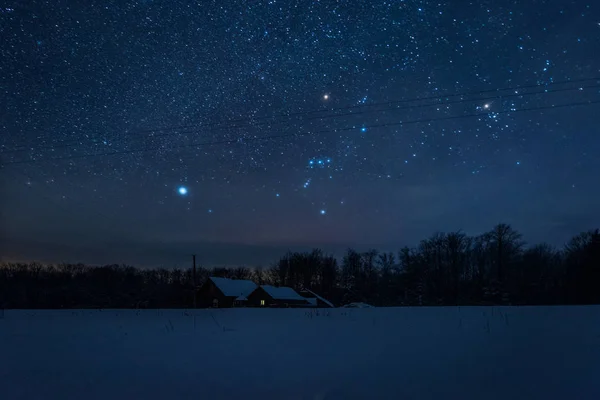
[315,298,333,307]
[281,299,313,308]
[247,287,310,308]
[246,287,273,307]
[197,279,235,308]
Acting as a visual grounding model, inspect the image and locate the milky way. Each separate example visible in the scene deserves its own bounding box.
[1,0,599,266]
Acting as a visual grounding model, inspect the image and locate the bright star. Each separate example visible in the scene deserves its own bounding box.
[483,103,490,109]
[361,127,367,133]
[178,186,188,195]
[323,94,329,100]
[320,209,326,215]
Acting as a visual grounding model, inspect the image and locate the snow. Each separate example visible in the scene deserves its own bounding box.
[2,306,600,399]
[261,284,307,301]
[209,276,256,297]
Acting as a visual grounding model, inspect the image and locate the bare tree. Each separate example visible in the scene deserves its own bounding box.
[444,231,471,304]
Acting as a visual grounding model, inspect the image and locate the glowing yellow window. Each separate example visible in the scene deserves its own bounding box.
[260,300,265,306]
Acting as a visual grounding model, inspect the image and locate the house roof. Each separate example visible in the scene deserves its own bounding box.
[209,277,257,298]
[261,285,307,301]
[305,298,318,306]
[301,288,335,308]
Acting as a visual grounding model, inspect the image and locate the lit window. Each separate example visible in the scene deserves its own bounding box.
[260,300,265,306]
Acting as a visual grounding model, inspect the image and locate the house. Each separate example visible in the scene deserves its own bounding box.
[298,288,335,308]
[197,277,257,308]
[247,285,311,308]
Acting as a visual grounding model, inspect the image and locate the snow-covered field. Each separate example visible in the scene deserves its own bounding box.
[1,306,599,400]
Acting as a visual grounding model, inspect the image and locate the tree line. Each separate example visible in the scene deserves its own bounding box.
[1,224,598,308]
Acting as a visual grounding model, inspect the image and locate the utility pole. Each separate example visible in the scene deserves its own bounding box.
[192,254,197,309]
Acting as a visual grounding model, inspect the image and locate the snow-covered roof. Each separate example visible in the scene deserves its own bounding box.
[209,277,257,297]
[306,298,318,306]
[302,288,335,308]
[261,285,306,301]
[236,295,248,301]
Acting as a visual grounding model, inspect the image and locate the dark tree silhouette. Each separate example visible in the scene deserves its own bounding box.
[1,224,599,308]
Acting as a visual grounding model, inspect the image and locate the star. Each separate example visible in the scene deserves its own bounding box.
[1,0,597,275]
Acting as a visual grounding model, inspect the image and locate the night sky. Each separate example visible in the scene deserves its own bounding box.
[1,0,599,267]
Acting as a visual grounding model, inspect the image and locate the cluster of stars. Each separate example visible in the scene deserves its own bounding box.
[308,158,332,169]
[0,0,597,246]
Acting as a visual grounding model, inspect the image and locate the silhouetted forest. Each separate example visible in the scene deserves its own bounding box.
[1,224,599,309]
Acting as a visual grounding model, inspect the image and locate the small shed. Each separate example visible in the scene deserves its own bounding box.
[247,285,310,307]
[342,302,374,308]
[298,289,335,308]
[197,277,257,308]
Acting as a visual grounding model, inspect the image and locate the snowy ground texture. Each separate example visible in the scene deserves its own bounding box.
[2,306,600,400]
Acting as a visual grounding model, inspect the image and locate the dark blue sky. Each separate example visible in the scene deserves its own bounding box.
[1,0,599,267]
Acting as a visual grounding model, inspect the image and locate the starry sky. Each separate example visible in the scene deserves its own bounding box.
[1,0,599,267]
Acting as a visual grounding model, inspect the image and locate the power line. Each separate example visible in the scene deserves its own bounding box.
[3,81,599,156]
[142,82,598,139]
[3,98,598,167]
[90,76,600,135]
[3,77,598,152]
